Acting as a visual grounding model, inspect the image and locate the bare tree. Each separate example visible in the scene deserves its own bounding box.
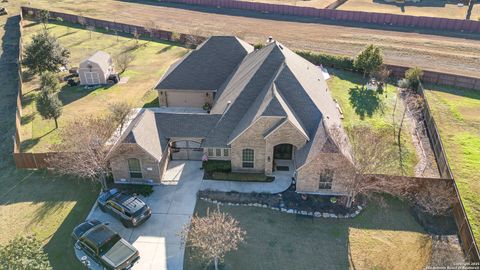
[86,25,95,39]
[115,52,135,74]
[143,20,157,38]
[48,114,117,190]
[132,29,140,45]
[180,208,246,270]
[108,101,134,133]
[329,125,455,215]
[77,16,86,28]
[329,125,399,207]
[373,65,391,93]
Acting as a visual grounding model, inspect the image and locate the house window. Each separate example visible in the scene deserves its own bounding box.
[318,169,334,189]
[242,149,254,168]
[208,148,214,156]
[216,148,222,156]
[128,158,143,178]
[223,148,229,157]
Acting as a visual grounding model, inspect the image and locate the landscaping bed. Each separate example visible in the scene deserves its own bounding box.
[203,160,274,182]
[198,184,364,217]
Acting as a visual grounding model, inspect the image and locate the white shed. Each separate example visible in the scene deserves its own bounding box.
[79,51,115,85]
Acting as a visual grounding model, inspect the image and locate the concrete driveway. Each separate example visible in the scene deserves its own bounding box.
[86,161,203,270]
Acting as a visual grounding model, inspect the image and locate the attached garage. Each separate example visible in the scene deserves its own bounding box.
[170,140,203,160]
[166,91,210,108]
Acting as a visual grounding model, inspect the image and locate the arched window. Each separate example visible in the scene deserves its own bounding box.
[242,149,254,168]
[128,158,143,178]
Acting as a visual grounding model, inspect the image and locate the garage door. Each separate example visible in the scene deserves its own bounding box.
[167,92,206,108]
[84,72,101,85]
[171,140,203,160]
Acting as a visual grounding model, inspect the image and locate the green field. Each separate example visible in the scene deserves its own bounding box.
[328,69,418,176]
[424,85,480,244]
[20,20,187,152]
[185,196,432,270]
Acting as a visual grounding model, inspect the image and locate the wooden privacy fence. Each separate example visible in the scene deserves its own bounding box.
[387,65,480,91]
[159,0,480,33]
[21,7,205,47]
[417,82,479,261]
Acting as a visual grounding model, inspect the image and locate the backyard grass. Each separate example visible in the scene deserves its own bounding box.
[423,84,480,245]
[20,20,188,152]
[185,195,432,270]
[327,69,417,176]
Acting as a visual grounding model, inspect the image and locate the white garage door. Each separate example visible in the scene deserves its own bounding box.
[84,72,101,85]
[167,92,206,108]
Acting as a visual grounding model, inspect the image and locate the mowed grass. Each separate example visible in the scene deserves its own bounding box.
[338,0,480,20]
[185,196,432,270]
[20,20,188,152]
[0,168,99,270]
[424,85,480,244]
[328,69,417,176]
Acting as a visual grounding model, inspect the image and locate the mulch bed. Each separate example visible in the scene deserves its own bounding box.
[198,184,365,216]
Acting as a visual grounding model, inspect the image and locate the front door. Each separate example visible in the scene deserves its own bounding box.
[273,144,293,160]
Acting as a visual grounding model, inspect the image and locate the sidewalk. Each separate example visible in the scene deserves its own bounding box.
[200,170,292,194]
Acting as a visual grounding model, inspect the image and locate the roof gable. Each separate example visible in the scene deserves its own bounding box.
[155,36,253,91]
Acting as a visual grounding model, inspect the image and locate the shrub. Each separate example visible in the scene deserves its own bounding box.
[405,67,424,90]
[397,78,410,89]
[119,184,154,197]
[0,235,52,270]
[296,51,356,71]
[204,160,231,173]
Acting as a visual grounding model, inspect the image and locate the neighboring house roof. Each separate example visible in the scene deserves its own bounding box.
[155,36,253,91]
[81,51,112,73]
[114,37,349,168]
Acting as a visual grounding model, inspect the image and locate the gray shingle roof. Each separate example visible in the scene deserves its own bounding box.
[81,51,112,73]
[155,36,253,91]
[117,37,349,169]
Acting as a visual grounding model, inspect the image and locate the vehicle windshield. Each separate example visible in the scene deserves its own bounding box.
[132,205,148,217]
[99,234,121,255]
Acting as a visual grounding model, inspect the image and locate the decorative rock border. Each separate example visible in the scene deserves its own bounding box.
[199,197,364,219]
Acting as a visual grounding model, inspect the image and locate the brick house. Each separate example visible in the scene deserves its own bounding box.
[108,36,355,195]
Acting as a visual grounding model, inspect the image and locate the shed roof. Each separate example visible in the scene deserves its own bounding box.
[81,51,112,72]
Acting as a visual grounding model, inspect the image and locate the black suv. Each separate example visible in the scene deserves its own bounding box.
[72,220,140,270]
[98,189,151,228]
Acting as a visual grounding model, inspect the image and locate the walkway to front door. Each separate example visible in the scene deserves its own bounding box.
[273,144,293,160]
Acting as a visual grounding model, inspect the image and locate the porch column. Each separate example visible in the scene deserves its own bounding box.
[265,141,273,175]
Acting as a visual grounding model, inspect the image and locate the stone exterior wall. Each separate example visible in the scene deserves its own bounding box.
[296,152,355,195]
[204,148,231,161]
[231,117,280,173]
[109,143,164,183]
[265,120,307,174]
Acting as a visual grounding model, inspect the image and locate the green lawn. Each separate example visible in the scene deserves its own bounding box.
[328,69,418,176]
[0,8,110,269]
[185,196,432,270]
[424,84,480,244]
[20,20,188,152]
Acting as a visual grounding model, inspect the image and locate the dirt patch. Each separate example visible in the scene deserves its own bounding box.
[410,204,457,235]
[31,0,480,77]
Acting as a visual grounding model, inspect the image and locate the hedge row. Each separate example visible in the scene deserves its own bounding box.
[295,51,357,72]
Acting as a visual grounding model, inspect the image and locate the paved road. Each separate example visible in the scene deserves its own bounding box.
[85,161,203,270]
[32,0,480,77]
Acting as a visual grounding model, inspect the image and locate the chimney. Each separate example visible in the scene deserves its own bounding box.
[266,36,274,43]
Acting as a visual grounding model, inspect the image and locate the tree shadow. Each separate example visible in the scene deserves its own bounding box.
[58,84,113,106]
[348,86,381,119]
[20,128,56,152]
[157,45,174,54]
[21,112,35,125]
